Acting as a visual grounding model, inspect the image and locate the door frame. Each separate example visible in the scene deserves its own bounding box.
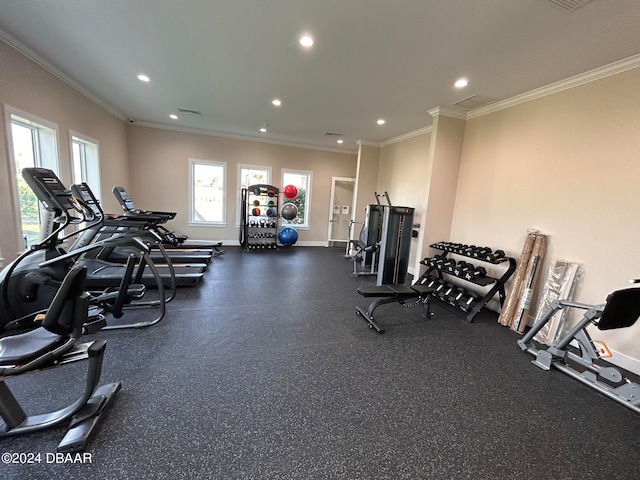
[326,176,356,247]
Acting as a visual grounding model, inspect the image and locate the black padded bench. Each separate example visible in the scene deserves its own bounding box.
[356,284,434,333]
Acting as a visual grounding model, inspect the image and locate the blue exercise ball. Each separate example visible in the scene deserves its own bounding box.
[278,227,298,246]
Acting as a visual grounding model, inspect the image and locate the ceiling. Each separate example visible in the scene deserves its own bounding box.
[1,0,639,153]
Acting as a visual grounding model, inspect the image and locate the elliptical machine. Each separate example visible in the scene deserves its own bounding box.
[0,168,166,330]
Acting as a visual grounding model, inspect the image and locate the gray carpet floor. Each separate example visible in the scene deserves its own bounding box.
[1,246,639,479]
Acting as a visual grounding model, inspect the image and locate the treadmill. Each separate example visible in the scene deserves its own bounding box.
[112,185,224,256]
[21,169,204,288]
[70,183,211,266]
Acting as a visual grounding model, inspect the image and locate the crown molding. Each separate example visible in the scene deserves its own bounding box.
[0,30,126,121]
[357,140,382,148]
[428,106,468,120]
[380,126,432,147]
[133,121,357,155]
[468,53,640,119]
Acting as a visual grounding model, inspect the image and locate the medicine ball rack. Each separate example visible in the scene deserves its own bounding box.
[423,242,516,322]
[240,184,280,251]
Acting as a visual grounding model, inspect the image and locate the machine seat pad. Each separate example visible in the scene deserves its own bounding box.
[410,285,435,295]
[387,285,417,294]
[357,285,415,297]
[0,328,68,366]
[597,288,640,330]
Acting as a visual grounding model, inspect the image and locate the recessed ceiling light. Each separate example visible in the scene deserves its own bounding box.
[259,127,267,133]
[272,99,282,107]
[377,119,386,125]
[169,114,178,120]
[137,74,150,82]
[337,139,344,144]
[299,35,314,47]
[454,78,469,88]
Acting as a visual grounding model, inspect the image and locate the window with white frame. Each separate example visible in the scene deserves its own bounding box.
[71,133,101,201]
[189,159,226,225]
[238,164,271,224]
[7,109,59,248]
[239,164,271,190]
[281,170,312,228]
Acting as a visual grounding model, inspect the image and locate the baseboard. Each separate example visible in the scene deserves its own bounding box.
[295,241,329,247]
[608,349,640,377]
[204,240,332,248]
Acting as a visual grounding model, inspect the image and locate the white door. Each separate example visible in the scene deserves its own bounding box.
[327,177,355,245]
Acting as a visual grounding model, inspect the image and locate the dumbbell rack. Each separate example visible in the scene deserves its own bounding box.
[422,242,516,322]
[240,184,280,251]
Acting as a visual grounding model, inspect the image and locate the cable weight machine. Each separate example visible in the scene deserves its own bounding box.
[374,192,414,286]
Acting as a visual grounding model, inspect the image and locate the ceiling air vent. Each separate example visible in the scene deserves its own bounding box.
[177,108,202,116]
[323,132,343,137]
[453,95,494,110]
[543,0,593,12]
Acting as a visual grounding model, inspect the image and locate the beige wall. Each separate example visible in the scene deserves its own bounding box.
[378,132,431,273]
[350,143,380,235]
[452,67,640,365]
[126,126,357,244]
[0,40,129,262]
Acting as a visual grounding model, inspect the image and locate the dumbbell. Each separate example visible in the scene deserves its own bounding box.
[463,266,487,281]
[462,245,477,255]
[452,244,464,253]
[434,281,450,296]
[446,287,465,304]
[442,259,457,272]
[433,257,447,269]
[472,247,492,258]
[454,261,473,276]
[456,291,480,311]
[420,257,437,267]
[489,249,506,262]
[425,278,440,289]
[437,285,453,299]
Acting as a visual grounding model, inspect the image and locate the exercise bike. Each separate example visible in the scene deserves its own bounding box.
[0,265,121,452]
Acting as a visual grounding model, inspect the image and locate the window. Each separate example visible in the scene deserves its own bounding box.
[281,169,312,228]
[238,164,271,224]
[70,133,101,201]
[7,108,59,249]
[189,159,226,225]
[239,164,271,190]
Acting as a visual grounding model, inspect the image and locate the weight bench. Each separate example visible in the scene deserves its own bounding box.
[356,283,434,333]
[518,287,640,414]
[0,266,121,452]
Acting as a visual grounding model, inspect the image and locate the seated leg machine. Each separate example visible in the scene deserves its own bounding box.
[518,287,640,414]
